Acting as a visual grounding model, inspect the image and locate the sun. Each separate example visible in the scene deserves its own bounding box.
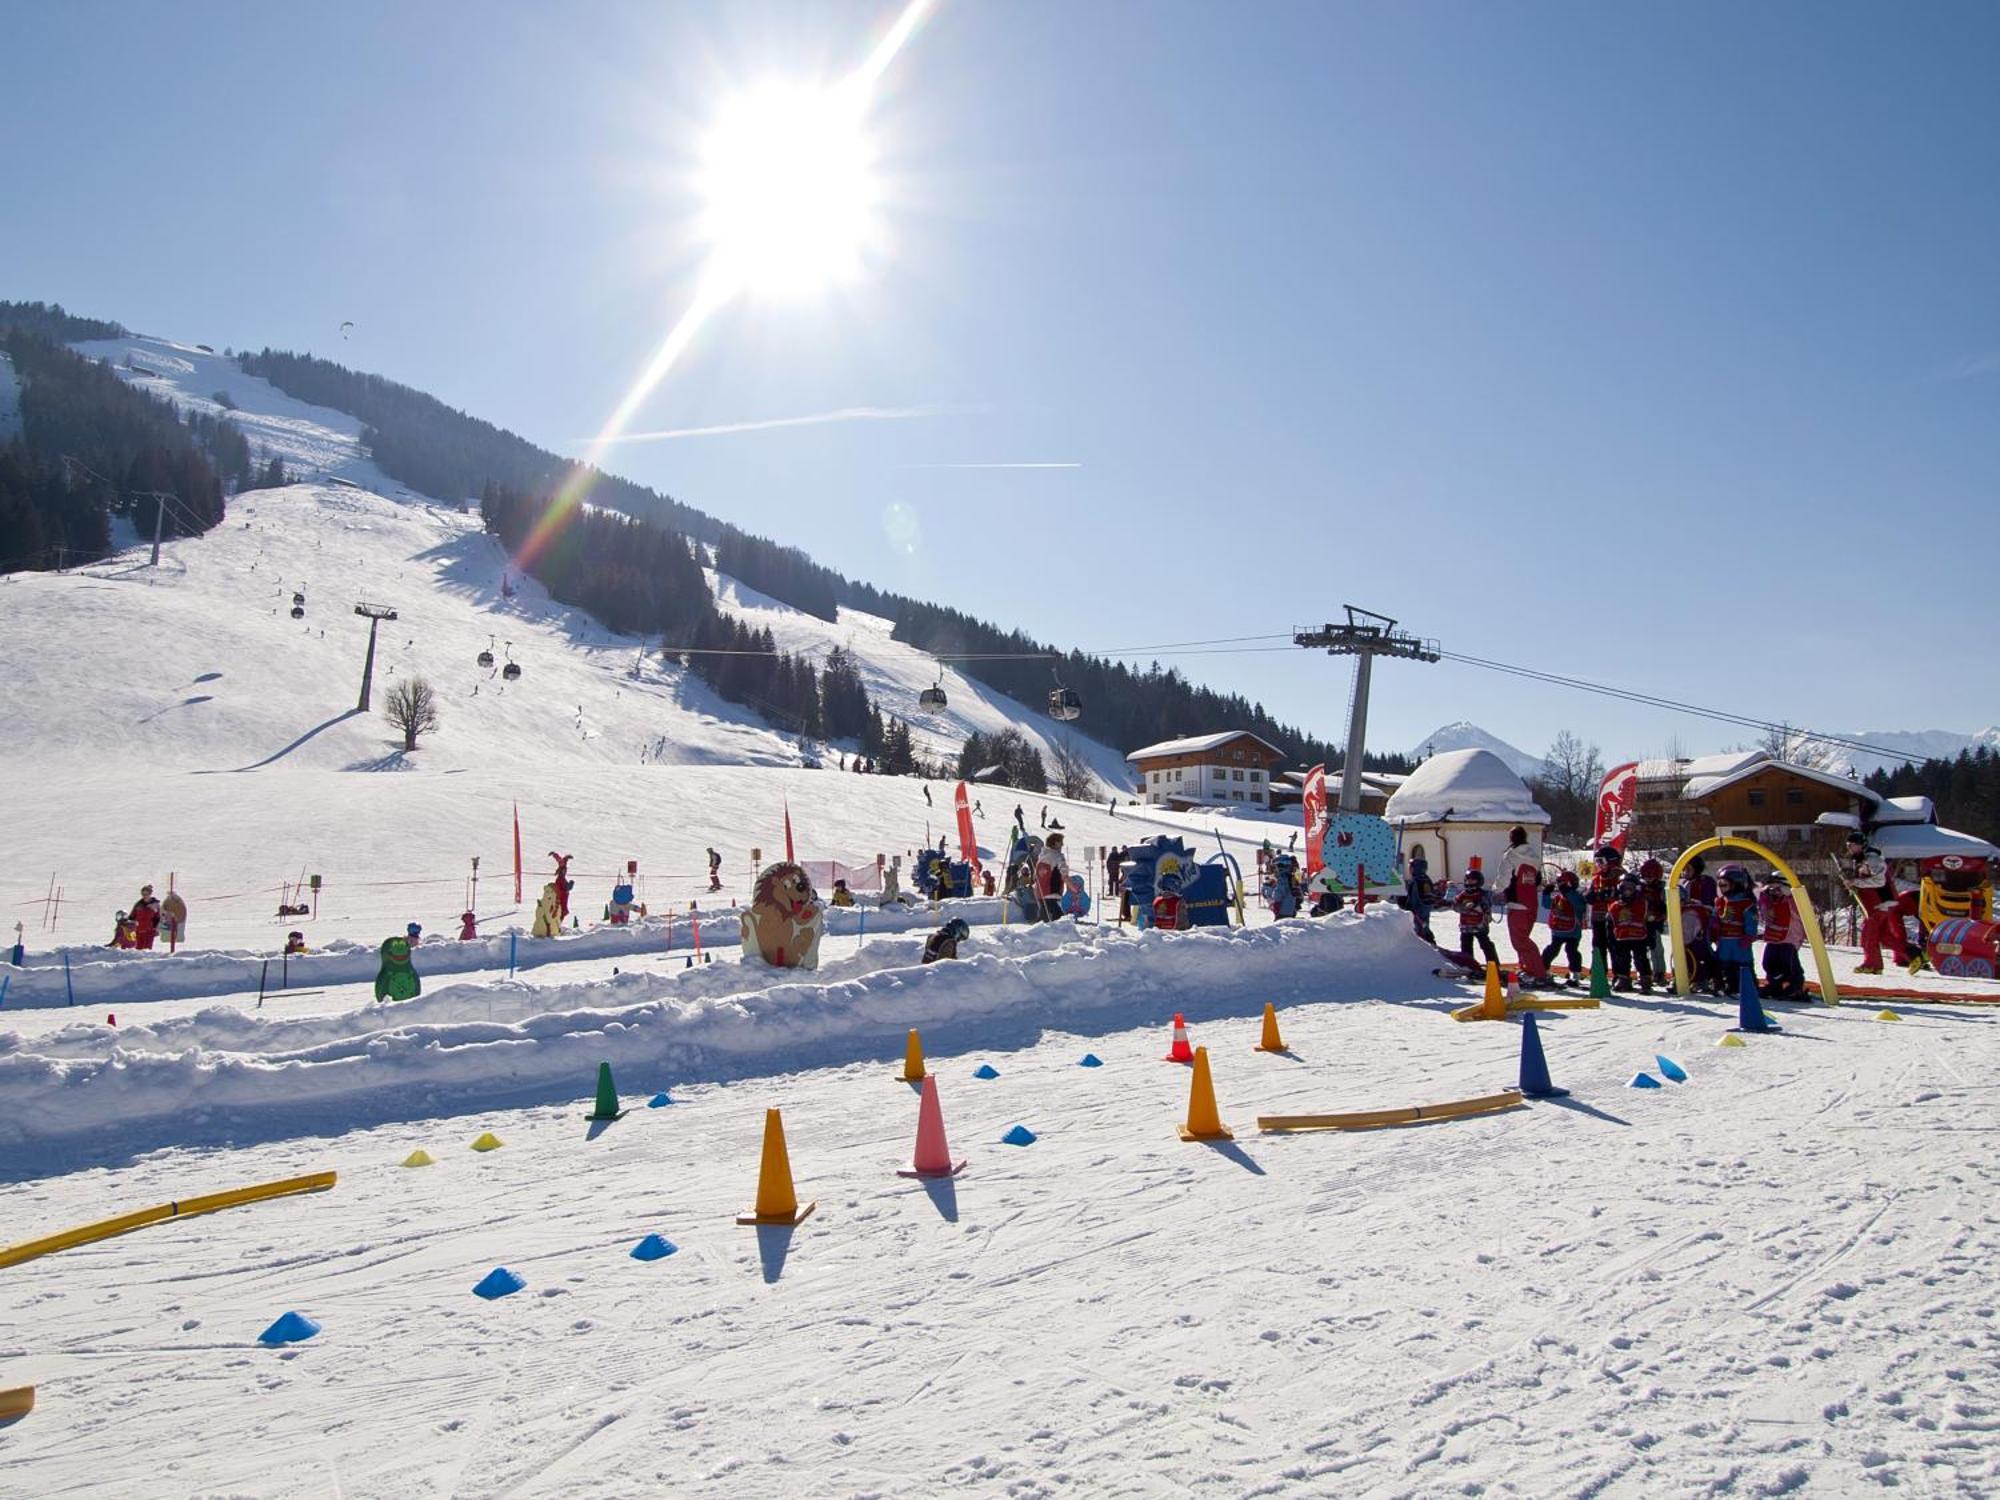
[698,79,880,298]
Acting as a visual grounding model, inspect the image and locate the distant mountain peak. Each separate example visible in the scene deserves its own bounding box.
[1412,722,1543,780]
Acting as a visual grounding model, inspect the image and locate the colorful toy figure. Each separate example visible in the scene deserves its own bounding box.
[459,910,478,941]
[374,935,421,1003]
[110,911,137,949]
[1060,873,1092,919]
[1918,853,1995,977]
[740,861,827,970]
[532,882,563,938]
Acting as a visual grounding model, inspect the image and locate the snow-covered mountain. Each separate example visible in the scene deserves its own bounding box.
[1794,726,2000,780]
[1411,720,1544,780]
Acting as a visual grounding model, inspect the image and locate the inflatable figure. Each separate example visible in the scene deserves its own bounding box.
[741,861,827,970]
[374,935,421,1003]
[1060,873,1092,919]
[603,879,645,925]
[532,882,563,938]
[159,890,188,947]
[1265,851,1302,918]
[459,910,478,941]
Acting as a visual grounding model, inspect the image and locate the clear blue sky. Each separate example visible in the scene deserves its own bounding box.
[6,0,1996,762]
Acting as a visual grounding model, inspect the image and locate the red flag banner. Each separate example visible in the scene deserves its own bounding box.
[783,800,796,863]
[512,802,523,903]
[954,782,981,873]
[1302,764,1328,877]
[1593,762,1639,852]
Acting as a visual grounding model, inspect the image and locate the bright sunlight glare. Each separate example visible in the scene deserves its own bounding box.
[699,81,879,297]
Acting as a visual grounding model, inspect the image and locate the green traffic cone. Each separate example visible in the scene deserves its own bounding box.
[1588,945,1611,999]
[587,1061,626,1122]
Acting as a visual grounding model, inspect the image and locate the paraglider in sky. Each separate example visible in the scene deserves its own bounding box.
[340,320,354,339]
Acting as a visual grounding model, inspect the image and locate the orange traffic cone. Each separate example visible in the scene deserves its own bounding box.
[897,1074,966,1179]
[1178,1046,1233,1141]
[1479,962,1507,1020]
[1253,1002,1287,1053]
[897,1028,927,1083]
[1162,1012,1195,1063]
[735,1108,816,1226]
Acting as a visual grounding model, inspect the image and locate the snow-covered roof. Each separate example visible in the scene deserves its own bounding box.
[1869,823,1998,862]
[1875,795,1935,826]
[1126,731,1283,764]
[1384,748,1550,827]
[1686,756,1879,806]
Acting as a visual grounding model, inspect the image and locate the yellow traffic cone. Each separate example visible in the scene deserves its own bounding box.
[401,1149,434,1168]
[897,1028,927,1083]
[1480,962,1507,1020]
[1253,1002,1288,1053]
[736,1108,816,1226]
[1876,1009,1902,1022]
[470,1132,502,1152]
[1178,1046,1233,1141]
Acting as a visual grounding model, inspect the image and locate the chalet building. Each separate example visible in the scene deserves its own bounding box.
[1631,750,1880,853]
[1127,732,1284,811]
[1269,768,1404,815]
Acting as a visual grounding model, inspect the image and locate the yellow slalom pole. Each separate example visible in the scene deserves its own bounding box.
[0,1171,336,1270]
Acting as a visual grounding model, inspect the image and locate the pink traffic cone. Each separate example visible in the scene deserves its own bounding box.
[897,1074,967,1179]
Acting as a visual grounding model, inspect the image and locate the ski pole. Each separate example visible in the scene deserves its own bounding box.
[64,952,73,1007]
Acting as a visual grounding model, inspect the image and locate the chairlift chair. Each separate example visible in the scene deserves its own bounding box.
[290,591,305,621]
[918,675,948,711]
[477,634,496,670]
[1047,671,1082,722]
[501,642,522,681]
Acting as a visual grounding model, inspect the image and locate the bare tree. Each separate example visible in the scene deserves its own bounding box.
[1759,722,1843,772]
[1046,731,1096,801]
[384,676,440,751]
[1530,729,1605,843]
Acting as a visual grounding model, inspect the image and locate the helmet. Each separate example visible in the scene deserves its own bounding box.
[1844,829,1866,845]
[1639,858,1663,881]
[1617,872,1641,896]
[1719,862,1750,890]
[1762,870,1789,888]
[407,923,422,937]
[943,918,970,942]
[1556,869,1580,890]
[1595,845,1621,864]
[1464,869,1485,888]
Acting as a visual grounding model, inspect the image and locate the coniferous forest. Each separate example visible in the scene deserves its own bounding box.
[1866,749,2000,847]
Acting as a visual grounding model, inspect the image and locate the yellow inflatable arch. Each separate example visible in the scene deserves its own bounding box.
[1665,837,1839,1005]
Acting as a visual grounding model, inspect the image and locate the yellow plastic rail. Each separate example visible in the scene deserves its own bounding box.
[0,1171,336,1270]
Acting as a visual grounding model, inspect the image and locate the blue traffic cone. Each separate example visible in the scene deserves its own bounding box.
[1656,1054,1688,1083]
[630,1233,678,1261]
[1078,1053,1103,1068]
[1629,1072,1663,1089]
[1001,1124,1036,1146]
[973,1063,1000,1080]
[1737,966,1779,1033]
[648,1091,673,1108]
[472,1267,526,1300]
[1516,1013,1568,1099]
[257,1310,321,1346]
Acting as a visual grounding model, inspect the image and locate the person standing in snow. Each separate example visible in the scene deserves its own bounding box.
[1039,806,1047,829]
[1712,863,1760,998]
[1541,870,1587,983]
[1452,868,1500,969]
[1837,830,1911,974]
[1107,797,1117,816]
[1586,844,1624,963]
[1035,832,1069,922]
[1638,858,1670,978]
[1758,871,1808,998]
[1498,827,1548,985]
[923,784,932,806]
[1679,865,1718,992]
[129,885,163,950]
[1013,804,1026,831]
[1606,872,1655,992]
[707,848,723,893]
[1404,855,1437,944]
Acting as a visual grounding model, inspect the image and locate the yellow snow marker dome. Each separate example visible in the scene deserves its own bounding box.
[401,1149,435,1168]
[469,1132,503,1153]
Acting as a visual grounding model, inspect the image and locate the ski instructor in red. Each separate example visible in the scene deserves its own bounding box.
[1499,826,1549,984]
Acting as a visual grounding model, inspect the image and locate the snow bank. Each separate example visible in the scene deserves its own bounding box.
[1386,747,1549,825]
[0,910,1439,1173]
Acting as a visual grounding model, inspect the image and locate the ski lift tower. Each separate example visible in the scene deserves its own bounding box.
[1294,606,1439,812]
[353,602,399,711]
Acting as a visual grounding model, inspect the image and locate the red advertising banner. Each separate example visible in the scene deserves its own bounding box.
[1302,764,1328,876]
[1593,762,1639,852]
[954,782,981,873]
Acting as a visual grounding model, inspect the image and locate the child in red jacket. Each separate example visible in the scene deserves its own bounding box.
[1453,868,1500,968]
[1758,872,1808,999]
[1540,869,1587,985]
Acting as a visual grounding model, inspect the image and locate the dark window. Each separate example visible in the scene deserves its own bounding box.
[1785,788,1805,805]
[1747,789,1766,808]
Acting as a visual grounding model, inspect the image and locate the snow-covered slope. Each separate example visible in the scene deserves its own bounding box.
[1412,720,1544,779]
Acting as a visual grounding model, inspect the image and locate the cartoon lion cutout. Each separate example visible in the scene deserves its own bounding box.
[741,861,826,970]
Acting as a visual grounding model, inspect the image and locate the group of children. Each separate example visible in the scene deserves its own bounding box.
[1425,838,1812,1000]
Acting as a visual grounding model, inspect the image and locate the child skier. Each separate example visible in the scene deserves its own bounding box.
[922,917,970,964]
[1586,846,1624,966]
[707,848,723,893]
[1758,871,1808,999]
[130,885,162,950]
[1453,867,1500,969]
[1607,872,1655,992]
[1404,855,1437,944]
[1712,863,1761,998]
[1638,858,1669,979]
[110,911,137,949]
[1035,832,1069,922]
[1679,869,1716,993]
[1152,870,1190,931]
[829,879,855,907]
[1540,869,1587,984]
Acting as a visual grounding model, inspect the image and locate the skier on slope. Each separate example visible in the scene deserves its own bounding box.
[1837,830,1911,974]
[923,784,932,806]
[129,885,163,951]
[1586,845,1624,963]
[1452,867,1500,969]
[707,847,723,893]
[1497,827,1549,985]
[1679,865,1718,993]
[1758,871,1808,999]
[1606,872,1655,993]
[1540,870,1586,984]
[1638,858,1670,980]
[1035,832,1069,922]
[1403,854,1437,945]
[1712,863,1761,998]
